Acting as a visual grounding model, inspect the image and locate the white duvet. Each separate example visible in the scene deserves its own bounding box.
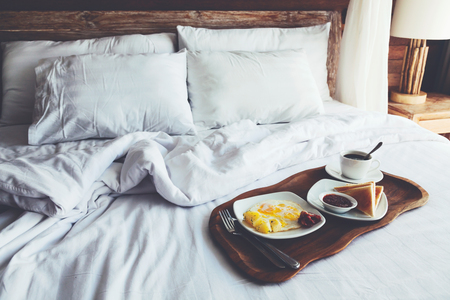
[0,104,446,217]
[1,102,450,300]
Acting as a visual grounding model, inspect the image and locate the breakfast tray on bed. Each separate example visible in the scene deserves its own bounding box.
[208,166,429,283]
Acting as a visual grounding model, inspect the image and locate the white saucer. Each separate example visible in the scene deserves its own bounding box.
[307,179,388,221]
[325,162,383,183]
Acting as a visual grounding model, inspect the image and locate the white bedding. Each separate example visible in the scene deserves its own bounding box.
[1,101,450,299]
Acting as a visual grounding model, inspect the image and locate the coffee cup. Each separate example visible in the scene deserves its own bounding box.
[340,150,380,180]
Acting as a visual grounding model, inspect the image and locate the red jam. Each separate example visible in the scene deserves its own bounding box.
[323,194,353,207]
[298,211,322,228]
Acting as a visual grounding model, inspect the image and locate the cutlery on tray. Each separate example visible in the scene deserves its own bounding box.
[219,209,300,269]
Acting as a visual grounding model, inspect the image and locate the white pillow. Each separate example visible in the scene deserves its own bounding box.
[1,33,177,127]
[187,49,324,128]
[28,50,195,145]
[177,24,331,102]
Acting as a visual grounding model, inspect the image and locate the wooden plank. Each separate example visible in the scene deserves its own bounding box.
[388,105,414,120]
[388,59,404,74]
[0,10,332,40]
[389,45,407,60]
[326,11,341,98]
[391,93,450,118]
[389,93,450,133]
[388,73,401,89]
[418,119,450,134]
[389,36,409,46]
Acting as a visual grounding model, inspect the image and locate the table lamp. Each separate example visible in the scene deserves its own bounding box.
[390,0,450,104]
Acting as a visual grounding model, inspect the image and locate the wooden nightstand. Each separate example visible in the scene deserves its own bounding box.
[388,93,450,134]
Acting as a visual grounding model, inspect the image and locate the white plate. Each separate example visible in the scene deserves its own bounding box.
[325,162,384,184]
[306,179,388,221]
[233,191,326,240]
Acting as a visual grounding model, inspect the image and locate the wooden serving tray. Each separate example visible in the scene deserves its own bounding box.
[208,166,428,283]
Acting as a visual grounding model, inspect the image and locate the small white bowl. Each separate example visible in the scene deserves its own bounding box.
[319,191,358,214]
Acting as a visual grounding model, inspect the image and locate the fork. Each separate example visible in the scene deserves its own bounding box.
[220,209,300,269]
[223,209,301,270]
[219,209,286,268]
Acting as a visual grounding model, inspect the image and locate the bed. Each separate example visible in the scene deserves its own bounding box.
[1,9,450,300]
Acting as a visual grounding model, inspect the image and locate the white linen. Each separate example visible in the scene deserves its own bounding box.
[177,24,332,102]
[335,0,392,112]
[0,101,447,217]
[0,33,177,127]
[29,51,195,145]
[1,108,450,299]
[187,49,323,128]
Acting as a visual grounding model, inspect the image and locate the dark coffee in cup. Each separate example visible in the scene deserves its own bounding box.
[340,150,380,179]
[343,154,368,160]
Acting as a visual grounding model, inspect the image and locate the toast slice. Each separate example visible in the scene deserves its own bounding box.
[336,182,383,208]
[374,185,384,207]
[334,181,377,217]
[334,181,373,192]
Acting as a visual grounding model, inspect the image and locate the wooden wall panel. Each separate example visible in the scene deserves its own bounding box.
[0,10,338,40]
[388,37,409,92]
[388,37,445,93]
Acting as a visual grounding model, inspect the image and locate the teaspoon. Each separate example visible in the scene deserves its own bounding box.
[364,142,383,160]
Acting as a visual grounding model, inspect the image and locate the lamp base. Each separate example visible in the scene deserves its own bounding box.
[390,90,427,104]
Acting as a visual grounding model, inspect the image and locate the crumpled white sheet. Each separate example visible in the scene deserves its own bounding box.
[1,104,450,300]
[1,140,450,300]
[0,110,447,217]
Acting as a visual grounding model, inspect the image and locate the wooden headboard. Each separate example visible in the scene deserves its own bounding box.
[0,10,341,97]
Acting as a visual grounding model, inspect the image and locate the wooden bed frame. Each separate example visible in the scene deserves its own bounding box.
[0,10,341,97]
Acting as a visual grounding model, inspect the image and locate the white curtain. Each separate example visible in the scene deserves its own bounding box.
[335,0,393,113]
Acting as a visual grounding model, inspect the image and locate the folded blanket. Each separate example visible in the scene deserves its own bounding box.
[0,110,447,217]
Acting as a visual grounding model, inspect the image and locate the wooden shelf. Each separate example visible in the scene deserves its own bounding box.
[388,93,450,134]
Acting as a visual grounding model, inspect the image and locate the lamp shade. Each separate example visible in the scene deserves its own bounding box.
[391,0,450,40]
